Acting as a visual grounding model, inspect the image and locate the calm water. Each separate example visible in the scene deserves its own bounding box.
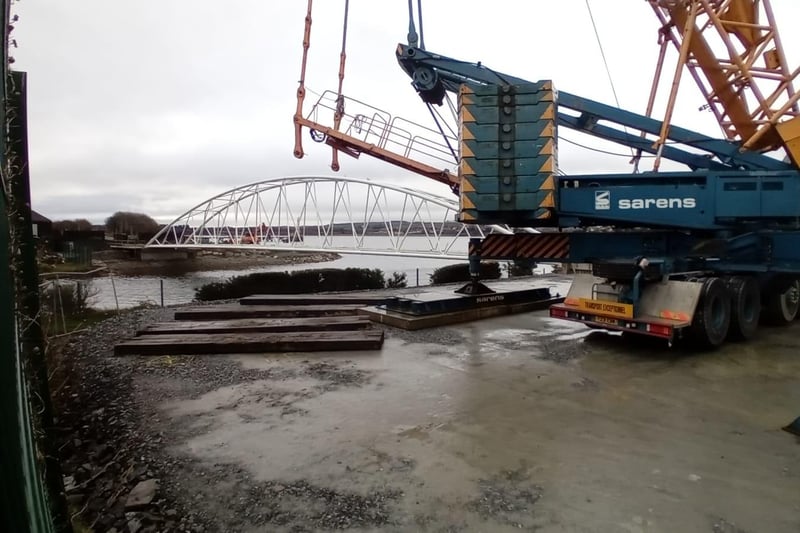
[76,236,551,310]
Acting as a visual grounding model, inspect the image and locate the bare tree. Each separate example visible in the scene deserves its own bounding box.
[52,218,93,232]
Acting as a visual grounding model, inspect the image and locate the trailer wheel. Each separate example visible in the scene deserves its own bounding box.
[763,278,800,325]
[689,278,731,348]
[726,276,760,341]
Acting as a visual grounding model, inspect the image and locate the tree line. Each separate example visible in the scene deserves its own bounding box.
[51,211,160,236]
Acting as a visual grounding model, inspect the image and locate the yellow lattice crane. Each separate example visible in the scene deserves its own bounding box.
[647,0,800,167]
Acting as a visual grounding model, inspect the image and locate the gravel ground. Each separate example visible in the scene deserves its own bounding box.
[164,459,402,532]
[47,296,800,532]
[51,306,377,532]
[54,299,538,532]
[379,323,467,346]
[466,469,543,531]
[45,275,631,532]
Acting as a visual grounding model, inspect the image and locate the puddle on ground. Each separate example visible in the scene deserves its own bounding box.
[153,311,800,533]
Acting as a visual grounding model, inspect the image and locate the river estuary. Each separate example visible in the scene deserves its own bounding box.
[53,233,556,309]
[85,253,467,310]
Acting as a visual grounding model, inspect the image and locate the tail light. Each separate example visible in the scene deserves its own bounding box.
[646,324,672,337]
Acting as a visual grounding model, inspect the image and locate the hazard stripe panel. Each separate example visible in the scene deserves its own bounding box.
[470,234,570,260]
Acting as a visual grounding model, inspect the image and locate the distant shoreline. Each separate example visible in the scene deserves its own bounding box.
[48,249,341,277]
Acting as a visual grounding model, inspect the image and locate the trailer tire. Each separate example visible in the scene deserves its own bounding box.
[763,278,800,325]
[726,276,760,341]
[689,278,730,348]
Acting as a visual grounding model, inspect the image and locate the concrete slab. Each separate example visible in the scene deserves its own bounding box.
[152,311,800,532]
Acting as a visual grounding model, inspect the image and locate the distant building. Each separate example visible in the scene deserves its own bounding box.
[52,230,105,265]
[30,210,52,240]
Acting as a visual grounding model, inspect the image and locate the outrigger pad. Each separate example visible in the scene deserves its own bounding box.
[783,416,800,437]
[454,280,496,295]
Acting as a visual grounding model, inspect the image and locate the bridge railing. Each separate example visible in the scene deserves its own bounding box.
[306,90,457,169]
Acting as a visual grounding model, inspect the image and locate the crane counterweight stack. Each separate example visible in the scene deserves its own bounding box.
[458,82,558,224]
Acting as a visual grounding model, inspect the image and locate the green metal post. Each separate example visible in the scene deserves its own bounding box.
[0,153,35,533]
[7,70,70,532]
[1,0,65,529]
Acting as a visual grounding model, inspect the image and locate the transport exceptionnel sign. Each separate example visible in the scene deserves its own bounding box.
[577,298,634,319]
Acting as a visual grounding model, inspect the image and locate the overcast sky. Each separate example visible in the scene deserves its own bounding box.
[12,0,800,224]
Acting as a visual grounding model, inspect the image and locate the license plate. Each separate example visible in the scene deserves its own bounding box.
[594,316,618,326]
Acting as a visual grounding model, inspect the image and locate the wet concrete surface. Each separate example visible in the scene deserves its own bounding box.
[147,310,800,532]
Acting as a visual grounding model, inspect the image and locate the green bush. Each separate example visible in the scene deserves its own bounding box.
[386,272,408,289]
[506,260,536,277]
[429,262,501,285]
[195,268,389,301]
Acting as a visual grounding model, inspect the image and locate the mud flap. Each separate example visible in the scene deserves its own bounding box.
[564,274,704,323]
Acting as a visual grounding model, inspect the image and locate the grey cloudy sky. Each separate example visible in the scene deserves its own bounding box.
[13,0,800,224]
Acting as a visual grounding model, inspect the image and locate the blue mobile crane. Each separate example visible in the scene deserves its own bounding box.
[294,0,800,348]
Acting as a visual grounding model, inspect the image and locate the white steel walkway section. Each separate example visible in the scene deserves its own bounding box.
[147,176,497,260]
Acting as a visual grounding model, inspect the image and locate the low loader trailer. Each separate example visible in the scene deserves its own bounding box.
[469,229,800,348]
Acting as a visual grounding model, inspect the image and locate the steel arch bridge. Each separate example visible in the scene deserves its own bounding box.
[147,176,506,260]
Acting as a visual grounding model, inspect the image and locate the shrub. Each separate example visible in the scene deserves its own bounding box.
[41,280,96,317]
[386,272,408,289]
[506,260,536,277]
[195,267,389,301]
[429,262,501,285]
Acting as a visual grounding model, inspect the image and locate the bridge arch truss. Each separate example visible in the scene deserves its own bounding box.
[147,176,494,259]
